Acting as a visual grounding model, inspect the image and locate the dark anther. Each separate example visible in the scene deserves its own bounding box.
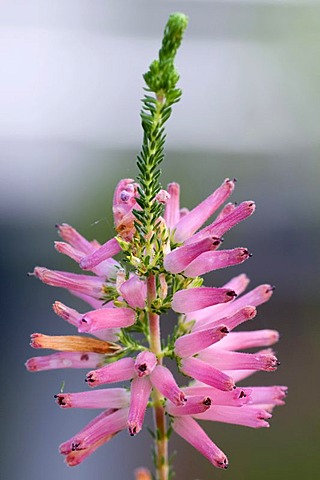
[276,361,281,366]
[54,224,60,229]
[249,252,253,257]
[233,177,237,183]
[226,290,237,298]
[55,395,66,406]
[138,363,147,372]
[80,354,89,361]
[85,373,94,383]
[81,317,88,323]
[248,202,254,207]
[220,327,229,334]
[239,390,246,399]
[203,397,212,406]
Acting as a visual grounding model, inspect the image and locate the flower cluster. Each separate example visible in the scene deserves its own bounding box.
[26,177,287,470]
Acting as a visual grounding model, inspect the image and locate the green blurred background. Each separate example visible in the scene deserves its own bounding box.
[1,1,319,479]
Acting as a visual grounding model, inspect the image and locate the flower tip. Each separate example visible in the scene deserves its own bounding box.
[245,305,257,319]
[79,258,89,270]
[78,317,89,332]
[174,391,187,406]
[219,325,229,335]
[128,422,141,437]
[52,301,69,319]
[226,289,237,300]
[85,372,96,386]
[25,358,38,371]
[214,456,229,469]
[30,333,42,349]
[54,393,70,407]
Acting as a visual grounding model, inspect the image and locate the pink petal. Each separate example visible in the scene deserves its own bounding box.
[119,276,147,309]
[174,325,229,358]
[134,351,157,377]
[183,247,251,277]
[25,352,104,371]
[163,182,180,229]
[164,237,222,274]
[85,357,135,387]
[80,238,121,270]
[173,178,235,243]
[64,434,114,466]
[183,386,252,406]
[185,201,255,245]
[150,365,186,406]
[172,287,236,314]
[166,395,212,416]
[193,305,257,332]
[53,301,81,327]
[223,273,250,295]
[55,388,130,409]
[71,408,129,451]
[194,405,272,428]
[60,409,115,455]
[56,223,95,254]
[215,329,280,351]
[128,376,152,436]
[172,416,228,469]
[181,357,235,391]
[79,307,136,332]
[33,267,104,299]
[199,348,279,372]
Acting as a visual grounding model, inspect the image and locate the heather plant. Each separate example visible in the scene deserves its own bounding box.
[26,13,287,480]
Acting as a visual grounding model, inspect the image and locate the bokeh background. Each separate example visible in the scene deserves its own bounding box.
[1,1,319,479]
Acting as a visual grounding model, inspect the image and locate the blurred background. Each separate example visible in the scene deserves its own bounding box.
[1,1,319,479]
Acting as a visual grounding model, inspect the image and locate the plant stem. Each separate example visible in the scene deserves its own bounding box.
[147,275,169,480]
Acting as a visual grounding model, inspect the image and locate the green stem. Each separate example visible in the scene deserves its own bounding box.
[147,275,169,480]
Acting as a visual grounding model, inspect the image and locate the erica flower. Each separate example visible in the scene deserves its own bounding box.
[26,15,286,479]
[26,176,286,472]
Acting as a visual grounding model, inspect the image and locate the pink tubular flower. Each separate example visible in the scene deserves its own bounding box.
[25,352,104,372]
[70,408,129,451]
[172,287,237,313]
[180,356,235,391]
[172,416,229,469]
[85,357,135,387]
[119,276,147,309]
[134,351,157,377]
[79,307,136,333]
[163,237,222,274]
[55,388,130,409]
[172,178,235,243]
[174,324,229,358]
[128,376,152,435]
[27,176,287,471]
[150,365,186,406]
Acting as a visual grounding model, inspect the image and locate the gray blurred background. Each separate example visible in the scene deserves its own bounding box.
[1,1,319,479]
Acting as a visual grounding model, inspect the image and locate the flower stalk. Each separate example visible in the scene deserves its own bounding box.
[147,274,169,479]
